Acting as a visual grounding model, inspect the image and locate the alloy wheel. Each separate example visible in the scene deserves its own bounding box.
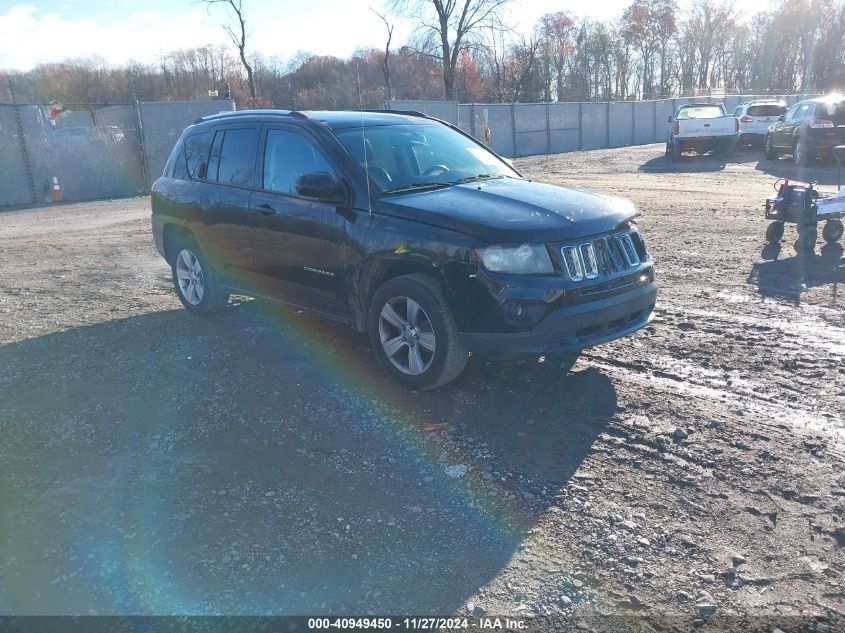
[176,248,205,305]
[378,296,436,375]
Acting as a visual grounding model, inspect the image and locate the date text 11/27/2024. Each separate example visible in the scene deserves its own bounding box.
[307,617,528,630]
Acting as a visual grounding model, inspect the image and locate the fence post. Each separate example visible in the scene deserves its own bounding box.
[651,99,660,143]
[9,79,37,204]
[630,100,635,146]
[545,102,551,154]
[605,101,610,148]
[134,100,151,192]
[578,102,583,151]
[470,103,476,138]
[510,102,518,157]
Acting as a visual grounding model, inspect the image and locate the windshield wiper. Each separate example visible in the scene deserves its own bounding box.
[448,173,507,185]
[381,182,452,195]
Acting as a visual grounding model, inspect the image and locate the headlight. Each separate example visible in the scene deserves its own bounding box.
[478,244,554,274]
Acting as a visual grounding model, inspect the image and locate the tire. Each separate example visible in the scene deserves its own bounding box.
[794,226,817,253]
[823,219,844,243]
[765,134,778,160]
[368,274,468,390]
[765,221,785,244]
[671,143,681,162]
[171,236,229,315]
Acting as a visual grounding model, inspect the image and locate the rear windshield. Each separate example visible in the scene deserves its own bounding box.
[747,105,786,117]
[677,105,724,119]
[816,101,845,124]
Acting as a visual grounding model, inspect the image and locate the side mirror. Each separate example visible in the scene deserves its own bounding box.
[777,115,784,122]
[667,115,673,123]
[295,171,341,201]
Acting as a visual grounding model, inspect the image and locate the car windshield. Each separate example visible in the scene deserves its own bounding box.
[677,105,724,119]
[747,104,786,116]
[333,123,520,194]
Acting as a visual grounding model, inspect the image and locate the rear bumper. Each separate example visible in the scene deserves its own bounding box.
[673,136,735,150]
[460,282,657,358]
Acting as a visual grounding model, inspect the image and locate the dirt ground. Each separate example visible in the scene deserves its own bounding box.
[0,144,843,630]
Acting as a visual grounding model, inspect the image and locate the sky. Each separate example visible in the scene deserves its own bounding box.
[0,0,774,72]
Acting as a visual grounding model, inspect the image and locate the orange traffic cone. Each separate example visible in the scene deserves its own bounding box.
[51,176,62,202]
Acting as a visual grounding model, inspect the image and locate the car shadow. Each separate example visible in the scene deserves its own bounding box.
[0,300,618,615]
[748,241,845,304]
[753,156,843,187]
[638,151,729,173]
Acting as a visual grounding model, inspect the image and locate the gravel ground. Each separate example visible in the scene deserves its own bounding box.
[0,144,843,629]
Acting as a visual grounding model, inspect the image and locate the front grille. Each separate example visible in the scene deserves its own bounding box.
[560,230,647,281]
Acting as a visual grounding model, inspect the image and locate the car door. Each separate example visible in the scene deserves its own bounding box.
[189,124,259,281]
[779,103,808,148]
[772,104,798,147]
[249,125,347,300]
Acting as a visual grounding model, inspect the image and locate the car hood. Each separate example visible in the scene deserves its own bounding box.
[377,177,638,243]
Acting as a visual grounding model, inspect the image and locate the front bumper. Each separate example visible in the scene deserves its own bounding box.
[460,281,657,358]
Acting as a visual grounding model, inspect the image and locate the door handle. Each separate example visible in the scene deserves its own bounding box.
[257,203,277,216]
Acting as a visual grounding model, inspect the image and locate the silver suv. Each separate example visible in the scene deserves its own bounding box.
[733,100,787,147]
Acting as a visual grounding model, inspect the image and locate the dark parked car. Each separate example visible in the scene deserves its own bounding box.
[151,110,656,389]
[765,95,845,165]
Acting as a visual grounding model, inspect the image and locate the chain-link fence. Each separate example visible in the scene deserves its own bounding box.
[391,94,823,158]
[0,100,234,207]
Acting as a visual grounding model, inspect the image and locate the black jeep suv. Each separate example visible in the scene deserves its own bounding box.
[152,109,656,389]
[765,95,845,165]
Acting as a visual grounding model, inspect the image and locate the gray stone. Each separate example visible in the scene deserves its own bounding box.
[444,464,468,478]
[696,590,717,615]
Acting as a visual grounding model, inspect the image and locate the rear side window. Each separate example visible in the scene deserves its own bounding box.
[217,128,258,187]
[165,139,188,179]
[795,104,812,120]
[747,105,786,117]
[184,132,212,179]
[200,127,259,186]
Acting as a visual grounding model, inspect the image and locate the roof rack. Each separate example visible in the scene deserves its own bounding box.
[192,109,308,124]
[360,109,429,118]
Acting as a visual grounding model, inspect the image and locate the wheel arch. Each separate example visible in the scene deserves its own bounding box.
[162,223,197,265]
[355,256,449,332]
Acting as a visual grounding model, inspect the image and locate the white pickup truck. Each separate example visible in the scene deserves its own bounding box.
[665,103,738,161]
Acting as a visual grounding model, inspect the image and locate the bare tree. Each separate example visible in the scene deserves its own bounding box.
[536,11,577,101]
[686,0,737,90]
[391,0,510,99]
[372,8,395,105]
[201,0,256,98]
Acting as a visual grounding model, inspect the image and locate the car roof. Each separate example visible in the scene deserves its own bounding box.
[302,110,434,129]
[193,109,434,130]
[803,94,845,104]
[741,100,786,105]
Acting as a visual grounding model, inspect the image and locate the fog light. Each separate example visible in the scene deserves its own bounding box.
[505,302,525,320]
